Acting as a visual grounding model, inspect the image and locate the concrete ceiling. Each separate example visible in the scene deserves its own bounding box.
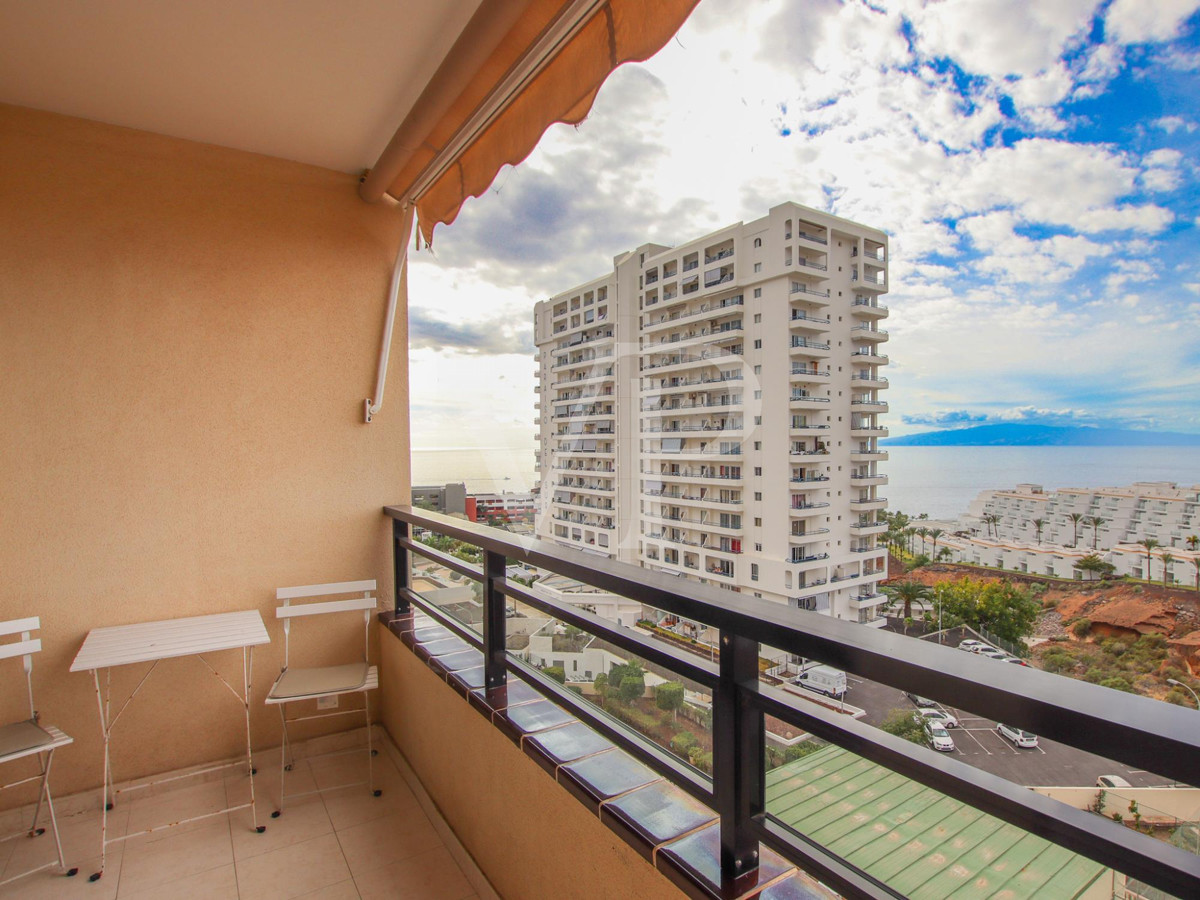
[0,0,485,173]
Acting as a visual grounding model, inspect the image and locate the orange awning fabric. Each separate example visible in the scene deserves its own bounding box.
[387,0,699,247]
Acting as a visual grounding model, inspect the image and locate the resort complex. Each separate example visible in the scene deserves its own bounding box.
[534,202,891,625]
[928,482,1200,581]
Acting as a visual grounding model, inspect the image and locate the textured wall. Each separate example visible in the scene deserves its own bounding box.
[378,629,688,900]
[0,104,411,802]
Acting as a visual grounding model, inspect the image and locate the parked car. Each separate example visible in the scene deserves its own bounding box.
[915,708,959,728]
[905,691,937,707]
[924,722,955,752]
[1002,656,1030,666]
[958,639,987,652]
[968,643,994,653]
[996,723,1039,748]
[978,648,1009,660]
[1097,775,1132,788]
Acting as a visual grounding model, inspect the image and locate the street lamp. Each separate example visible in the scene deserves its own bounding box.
[1168,678,1199,709]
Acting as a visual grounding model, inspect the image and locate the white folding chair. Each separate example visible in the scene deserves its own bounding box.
[265,580,379,817]
[0,617,78,885]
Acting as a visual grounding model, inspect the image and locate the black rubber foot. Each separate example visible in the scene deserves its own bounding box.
[66,868,79,877]
[370,749,378,757]
[271,810,281,818]
[105,802,113,811]
[32,827,45,837]
[89,872,102,882]
[251,768,257,775]
[284,764,292,772]
[256,825,266,833]
[373,789,382,797]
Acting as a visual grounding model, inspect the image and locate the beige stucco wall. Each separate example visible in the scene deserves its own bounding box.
[0,104,411,803]
[378,627,687,900]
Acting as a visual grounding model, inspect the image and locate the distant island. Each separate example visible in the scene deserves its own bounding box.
[882,423,1200,447]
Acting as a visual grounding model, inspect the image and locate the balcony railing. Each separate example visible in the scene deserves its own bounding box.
[385,506,1200,900]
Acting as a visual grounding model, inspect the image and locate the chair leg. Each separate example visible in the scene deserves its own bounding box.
[27,750,48,837]
[36,749,77,876]
[273,704,290,818]
[365,694,380,798]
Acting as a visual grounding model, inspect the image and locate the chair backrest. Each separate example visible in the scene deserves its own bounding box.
[0,617,42,720]
[275,581,376,670]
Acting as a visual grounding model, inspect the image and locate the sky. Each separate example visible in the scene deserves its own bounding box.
[406,0,1200,455]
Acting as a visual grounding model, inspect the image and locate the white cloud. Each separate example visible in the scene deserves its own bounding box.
[1152,115,1198,133]
[904,0,1101,78]
[1106,0,1200,44]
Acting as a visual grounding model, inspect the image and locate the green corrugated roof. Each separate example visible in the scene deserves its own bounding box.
[767,747,1108,900]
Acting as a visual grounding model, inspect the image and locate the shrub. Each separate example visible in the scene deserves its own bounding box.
[1072,618,1092,638]
[1166,689,1193,707]
[880,708,924,745]
[655,681,685,718]
[619,673,646,703]
[544,666,566,684]
[672,731,698,755]
[1099,676,1133,693]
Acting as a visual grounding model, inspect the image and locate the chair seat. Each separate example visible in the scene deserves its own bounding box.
[0,720,67,762]
[267,662,372,702]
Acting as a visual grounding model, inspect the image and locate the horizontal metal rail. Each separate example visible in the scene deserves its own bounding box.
[386,505,1200,899]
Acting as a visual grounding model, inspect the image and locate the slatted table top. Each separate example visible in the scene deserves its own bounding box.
[70,610,270,671]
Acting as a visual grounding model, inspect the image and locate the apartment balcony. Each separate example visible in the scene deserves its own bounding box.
[550,367,615,389]
[850,449,888,462]
[383,507,1199,900]
[790,336,832,355]
[788,283,831,300]
[641,348,743,375]
[850,496,888,510]
[788,310,831,330]
[850,374,889,389]
[850,349,888,365]
[789,393,831,409]
[651,469,744,485]
[643,511,743,535]
[787,551,830,568]
[855,269,887,291]
[641,296,743,334]
[643,489,743,509]
[788,423,832,437]
[703,247,735,264]
[789,473,830,485]
[849,473,888,486]
[790,526,830,539]
[850,520,889,534]
[794,227,828,246]
[793,257,829,277]
[850,325,889,343]
[789,501,831,515]
[790,447,832,462]
[851,297,889,318]
[850,425,889,439]
[789,365,832,383]
[850,399,889,413]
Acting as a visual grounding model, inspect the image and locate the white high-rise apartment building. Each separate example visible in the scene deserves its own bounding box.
[533,203,890,625]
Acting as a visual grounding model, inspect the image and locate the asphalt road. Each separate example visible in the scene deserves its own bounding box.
[846,630,1178,788]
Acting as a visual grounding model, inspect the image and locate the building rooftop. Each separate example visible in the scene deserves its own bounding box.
[768,746,1108,900]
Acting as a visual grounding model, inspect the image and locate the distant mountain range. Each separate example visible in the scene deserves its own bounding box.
[882,423,1200,447]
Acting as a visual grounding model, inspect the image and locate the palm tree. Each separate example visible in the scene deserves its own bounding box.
[886,580,931,619]
[1138,538,1160,582]
[904,527,916,555]
[1084,516,1106,551]
[1068,512,1084,547]
[916,527,929,554]
[928,528,944,559]
[1192,557,1200,593]
[983,513,1000,540]
[1161,552,1174,587]
[1031,518,1046,545]
[1187,534,1199,552]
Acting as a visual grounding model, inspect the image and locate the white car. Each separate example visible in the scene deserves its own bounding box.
[996,723,1039,748]
[915,708,960,728]
[978,648,1009,660]
[924,722,955,752]
[958,639,987,652]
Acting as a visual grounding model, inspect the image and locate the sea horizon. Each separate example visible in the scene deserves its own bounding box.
[411,445,1200,521]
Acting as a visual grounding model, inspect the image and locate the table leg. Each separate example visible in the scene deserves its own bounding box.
[243,645,264,833]
[89,669,110,882]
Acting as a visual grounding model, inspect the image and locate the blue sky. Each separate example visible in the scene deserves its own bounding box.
[407,0,1200,453]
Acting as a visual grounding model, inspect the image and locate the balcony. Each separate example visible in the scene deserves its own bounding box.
[383,507,1200,900]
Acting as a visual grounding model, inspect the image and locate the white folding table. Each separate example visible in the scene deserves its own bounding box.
[70,610,270,881]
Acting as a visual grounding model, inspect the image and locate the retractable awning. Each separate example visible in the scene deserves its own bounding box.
[359,0,700,246]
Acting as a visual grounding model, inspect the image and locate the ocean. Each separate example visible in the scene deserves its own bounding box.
[412,445,1200,521]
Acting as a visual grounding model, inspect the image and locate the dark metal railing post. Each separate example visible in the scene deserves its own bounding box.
[713,631,763,889]
[392,517,410,616]
[482,550,507,690]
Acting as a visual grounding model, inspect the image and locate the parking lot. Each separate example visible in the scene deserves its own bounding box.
[844,628,1179,788]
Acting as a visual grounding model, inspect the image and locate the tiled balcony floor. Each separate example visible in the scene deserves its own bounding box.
[0,736,491,900]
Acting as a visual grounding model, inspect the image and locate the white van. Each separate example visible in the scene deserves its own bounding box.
[1097,775,1132,789]
[795,665,847,698]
